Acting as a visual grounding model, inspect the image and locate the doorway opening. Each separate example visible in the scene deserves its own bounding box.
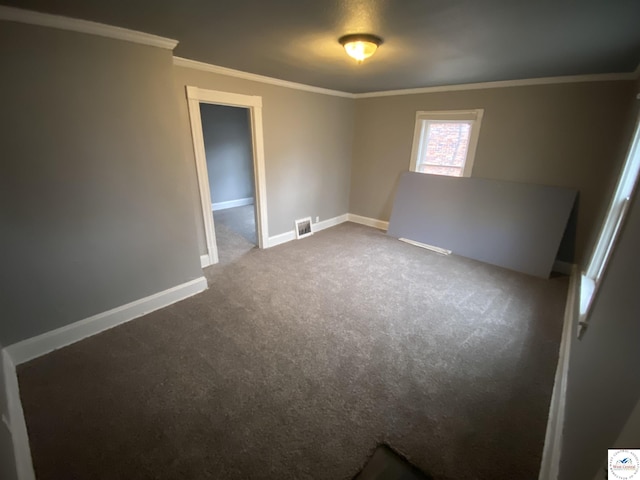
[185,86,268,266]
[201,103,257,250]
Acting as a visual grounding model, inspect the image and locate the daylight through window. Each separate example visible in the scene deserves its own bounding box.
[410,110,484,177]
[580,110,640,328]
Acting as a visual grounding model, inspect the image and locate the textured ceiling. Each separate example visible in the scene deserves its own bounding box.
[2,0,640,93]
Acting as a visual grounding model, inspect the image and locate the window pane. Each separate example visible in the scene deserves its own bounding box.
[421,165,464,177]
[580,113,640,326]
[421,122,471,173]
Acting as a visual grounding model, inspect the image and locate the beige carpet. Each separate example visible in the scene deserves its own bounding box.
[18,222,567,479]
[213,204,256,246]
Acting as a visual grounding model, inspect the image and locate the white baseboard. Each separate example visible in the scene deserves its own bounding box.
[538,264,579,480]
[2,350,35,480]
[200,254,211,268]
[266,213,349,248]
[5,276,208,366]
[315,214,348,232]
[211,197,254,211]
[267,230,296,248]
[347,213,389,231]
[1,275,208,479]
[552,260,574,275]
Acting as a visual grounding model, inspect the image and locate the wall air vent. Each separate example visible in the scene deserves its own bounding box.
[295,217,313,239]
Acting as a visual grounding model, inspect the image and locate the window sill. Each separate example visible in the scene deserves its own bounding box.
[578,274,595,339]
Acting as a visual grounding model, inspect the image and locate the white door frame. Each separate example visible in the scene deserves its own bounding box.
[185,86,268,266]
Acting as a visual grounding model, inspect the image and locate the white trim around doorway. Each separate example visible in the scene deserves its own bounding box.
[185,86,269,266]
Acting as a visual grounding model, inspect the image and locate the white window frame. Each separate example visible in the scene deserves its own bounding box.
[579,109,640,335]
[409,109,484,177]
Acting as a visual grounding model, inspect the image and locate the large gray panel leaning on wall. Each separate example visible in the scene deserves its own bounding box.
[387,172,577,278]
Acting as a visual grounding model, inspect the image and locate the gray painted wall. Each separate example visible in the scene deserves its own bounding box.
[599,397,640,480]
[0,22,202,345]
[0,414,16,480]
[173,66,355,253]
[559,96,640,480]
[200,103,255,204]
[559,186,640,480]
[350,82,636,264]
[612,396,640,446]
[0,345,18,480]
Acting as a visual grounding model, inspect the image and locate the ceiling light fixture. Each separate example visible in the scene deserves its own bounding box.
[339,34,383,63]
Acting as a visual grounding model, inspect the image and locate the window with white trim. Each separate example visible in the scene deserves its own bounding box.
[409,109,484,177]
[580,109,640,334]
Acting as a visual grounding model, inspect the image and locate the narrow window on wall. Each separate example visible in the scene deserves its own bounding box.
[580,109,640,329]
[409,109,484,177]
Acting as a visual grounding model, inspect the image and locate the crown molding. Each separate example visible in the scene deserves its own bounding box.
[173,57,355,98]
[354,72,638,99]
[1,6,631,97]
[0,6,178,50]
[174,56,637,100]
